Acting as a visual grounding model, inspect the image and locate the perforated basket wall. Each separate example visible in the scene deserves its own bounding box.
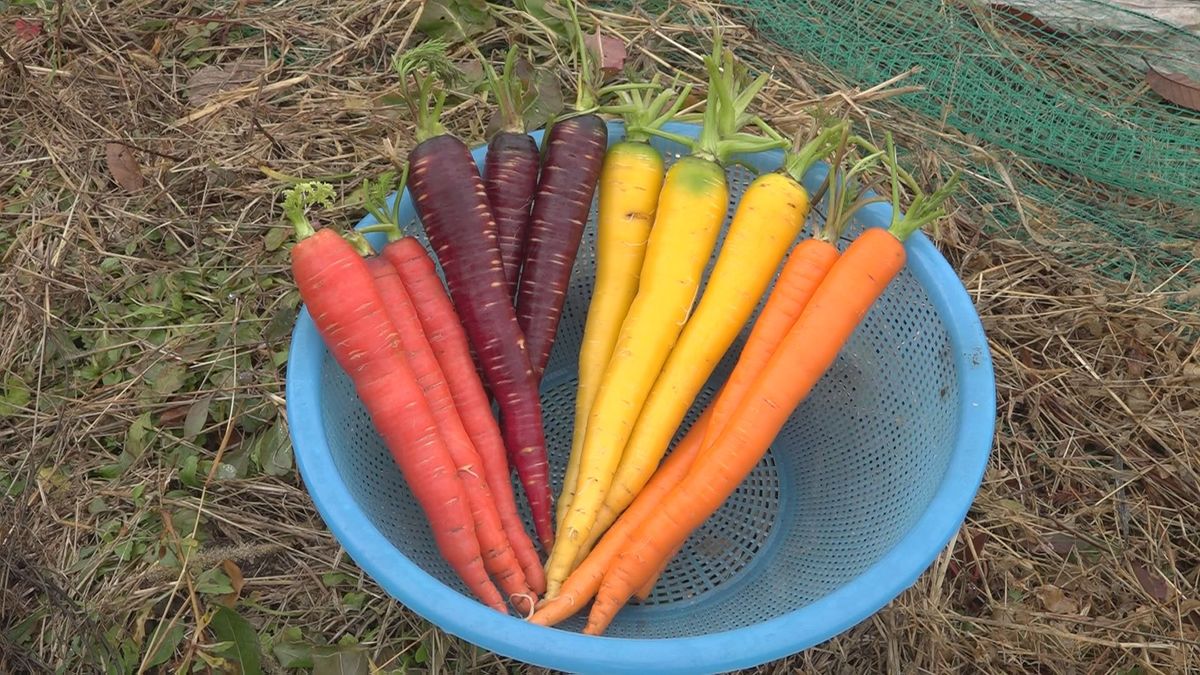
[316,131,963,638]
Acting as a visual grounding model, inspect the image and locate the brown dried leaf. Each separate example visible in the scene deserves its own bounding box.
[187,62,263,106]
[220,559,246,608]
[1146,63,1200,112]
[105,143,144,192]
[1043,532,1081,555]
[1133,564,1170,603]
[1036,584,1079,614]
[158,404,191,426]
[585,30,626,75]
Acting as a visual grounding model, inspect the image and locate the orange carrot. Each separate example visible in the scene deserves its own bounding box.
[527,407,712,627]
[584,143,960,635]
[366,254,535,614]
[696,238,839,458]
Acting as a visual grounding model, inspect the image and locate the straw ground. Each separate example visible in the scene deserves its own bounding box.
[2,0,1197,672]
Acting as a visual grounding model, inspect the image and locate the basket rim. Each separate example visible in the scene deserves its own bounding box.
[285,120,996,674]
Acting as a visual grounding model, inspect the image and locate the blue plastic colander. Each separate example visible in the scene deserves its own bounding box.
[285,121,995,674]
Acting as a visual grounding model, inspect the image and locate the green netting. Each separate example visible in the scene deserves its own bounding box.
[727,0,1200,208]
[717,0,1200,302]
[598,0,1199,303]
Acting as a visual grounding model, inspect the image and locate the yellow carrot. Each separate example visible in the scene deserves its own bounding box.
[544,36,785,597]
[580,123,848,551]
[557,84,690,533]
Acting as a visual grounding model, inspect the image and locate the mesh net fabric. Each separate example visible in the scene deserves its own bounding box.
[318,147,960,637]
[599,0,1200,306]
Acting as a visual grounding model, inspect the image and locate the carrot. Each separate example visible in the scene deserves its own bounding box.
[696,128,885,458]
[513,4,625,380]
[543,36,786,597]
[514,111,607,379]
[528,406,713,627]
[381,235,547,596]
[556,81,692,534]
[357,170,546,595]
[481,45,540,298]
[583,139,961,635]
[579,121,848,554]
[364,251,535,614]
[282,184,505,613]
[394,44,555,550]
[633,553,670,601]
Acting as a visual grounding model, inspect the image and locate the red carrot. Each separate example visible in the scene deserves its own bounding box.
[366,253,534,613]
[383,235,547,595]
[282,184,505,612]
[394,46,554,549]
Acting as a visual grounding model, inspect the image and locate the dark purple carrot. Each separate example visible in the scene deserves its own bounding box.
[394,45,555,551]
[512,4,617,379]
[481,46,540,299]
[514,113,607,378]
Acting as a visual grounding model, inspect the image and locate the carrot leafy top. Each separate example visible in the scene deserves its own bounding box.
[883,133,962,242]
[392,39,464,143]
[480,44,530,136]
[812,131,890,245]
[283,181,336,240]
[598,75,693,144]
[638,34,785,165]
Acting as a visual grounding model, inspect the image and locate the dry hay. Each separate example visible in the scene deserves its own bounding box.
[1,0,1198,673]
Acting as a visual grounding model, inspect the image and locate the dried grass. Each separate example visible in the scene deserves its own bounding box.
[1,0,1198,672]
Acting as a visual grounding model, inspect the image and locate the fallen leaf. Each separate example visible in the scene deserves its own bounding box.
[1036,584,1079,614]
[209,606,262,675]
[187,62,263,106]
[14,19,42,41]
[585,30,626,75]
[220,559,246,608]
[105,143,144,192]
[183,396,211,440]
[1146,62,1200,112]
[1042,532,1086,556]
[1133,564,1171,602]
[159,404,191,427]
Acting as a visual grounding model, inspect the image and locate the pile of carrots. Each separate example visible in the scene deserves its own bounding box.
[283,20,959,634]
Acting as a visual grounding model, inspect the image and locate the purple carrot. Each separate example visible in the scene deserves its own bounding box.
[484,132,539,297]
[395,44,555,550]
[481,46,541,299]
[515,112,608,379]
[408,134,555,551]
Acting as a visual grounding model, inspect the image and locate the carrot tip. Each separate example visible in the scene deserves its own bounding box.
[511,592,537,619]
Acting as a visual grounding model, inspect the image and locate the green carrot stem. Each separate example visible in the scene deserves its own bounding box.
[342,230,375,256]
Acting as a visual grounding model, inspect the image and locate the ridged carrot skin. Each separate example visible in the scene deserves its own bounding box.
[291,229,505,612]
[484,131,540,298]
[366,255,534,614]
[544,155,729,598]
[582,172,810,551]
[584,227,908,635]
[515,114,608,379]
[384,237,546,595]
[557,139,664,532]
[407,134,555,551]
